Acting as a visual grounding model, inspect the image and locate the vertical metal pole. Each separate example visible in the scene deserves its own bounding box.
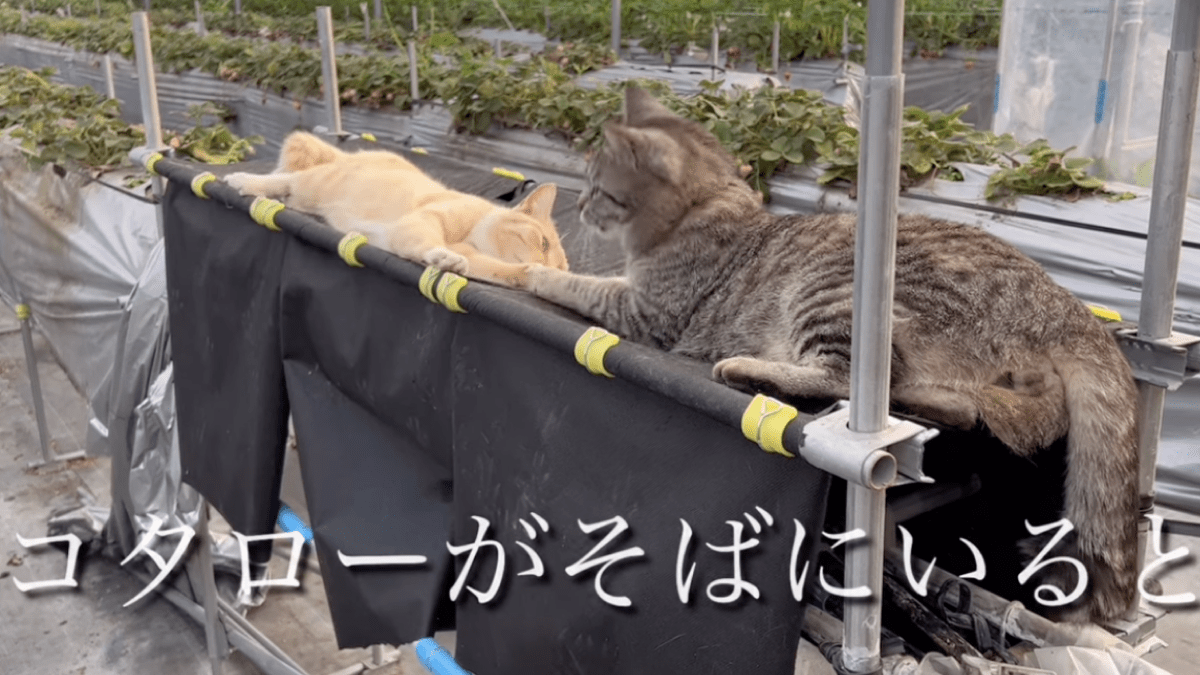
[194,0,206,36]
[1134,0,1200,618]
[371,645,383,666]
[16,301,53,465]
[316,7,343,136]
[408,39,419,103]
[1089,0,1122,163]
[373,0,381,21]
[610,0,620,57]
[544,5,550,34]
[195,500,228,675]
[131,12,164,238]
[772,20,780,73]
[411,4,417,30]
[711,23,719,67]
[131,13,162,153]
[844,0,905,673]
[103,54,116,99]
[493,38,501,58]
[361,3,369,42]
[234,0,240,16]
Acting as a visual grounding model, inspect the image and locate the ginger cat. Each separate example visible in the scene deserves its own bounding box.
[223,131,569,284]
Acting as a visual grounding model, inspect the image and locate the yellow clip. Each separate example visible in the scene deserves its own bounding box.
[249,196,284,232]
[191,172,217,198]
[492,167,525,181]
[419,266,443,303]
[574,327,620,377]
[435,273,468,313]
[1088,305,1123,322]
[14,303,30,321]
[740,394,798,459]
[418,266,467,312]
[361,132,377,142]
[410,147,429,155]
[145,152,164,175]
[337,232,368,267]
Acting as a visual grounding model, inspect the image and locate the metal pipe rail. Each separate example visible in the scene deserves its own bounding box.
[131,148,925,494]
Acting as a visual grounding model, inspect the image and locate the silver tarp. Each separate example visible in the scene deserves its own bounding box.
[0,136,248,576]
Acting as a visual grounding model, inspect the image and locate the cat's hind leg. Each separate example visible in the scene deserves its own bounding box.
[891,384,981,430]
[223,171,295,200]
[971,368,1069,456]
[713,355,850,400]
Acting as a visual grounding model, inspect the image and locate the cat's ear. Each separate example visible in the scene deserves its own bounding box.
[513,183,558,222]
[623,85,675,125]
[602,121,684,184]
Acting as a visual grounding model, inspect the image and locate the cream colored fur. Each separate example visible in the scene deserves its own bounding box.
[223,131,569,284]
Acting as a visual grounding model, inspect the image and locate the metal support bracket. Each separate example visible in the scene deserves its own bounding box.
[802,402,938,489]
[1113,327,1200,390]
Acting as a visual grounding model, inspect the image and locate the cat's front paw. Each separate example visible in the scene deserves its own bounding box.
[423,247,470,275]
[712,356,767,389]
[522,264,554,293]
[488,263,538,290]
[222,171,265,196]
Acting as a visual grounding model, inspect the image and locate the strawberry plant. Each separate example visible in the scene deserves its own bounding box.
[985,140,1135,203]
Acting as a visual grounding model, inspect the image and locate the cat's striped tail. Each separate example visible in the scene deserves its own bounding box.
[1050,345,1140,623]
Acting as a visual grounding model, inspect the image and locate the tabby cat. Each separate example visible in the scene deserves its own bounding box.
[502,86,1139,624]
[223,131,569,284]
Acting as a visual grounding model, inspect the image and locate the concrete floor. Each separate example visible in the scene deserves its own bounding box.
[0,298,1196,675]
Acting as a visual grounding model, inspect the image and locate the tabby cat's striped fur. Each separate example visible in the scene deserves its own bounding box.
[511,86,1139,624]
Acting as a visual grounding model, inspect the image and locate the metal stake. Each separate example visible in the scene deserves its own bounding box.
[844,0,905,673]
[193,500,229,675]
[103,53,116,100]
[0,254,84,468]
[408,39,419,103]
[316,7,344,137]
[373,0,381,21]
[194,0,206,36]
[711,24,719,67]
[771,20,780,74]
[361,3,370,42]
[1133,0,1200,619]
[130,11,165,237]
[18,301,84,468]
[610,0,620,57]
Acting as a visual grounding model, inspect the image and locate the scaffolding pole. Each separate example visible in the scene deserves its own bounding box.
[843,0,906,673]
[131,11,165,238]
[1134,0,1200,615]
[316,7,344,137]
